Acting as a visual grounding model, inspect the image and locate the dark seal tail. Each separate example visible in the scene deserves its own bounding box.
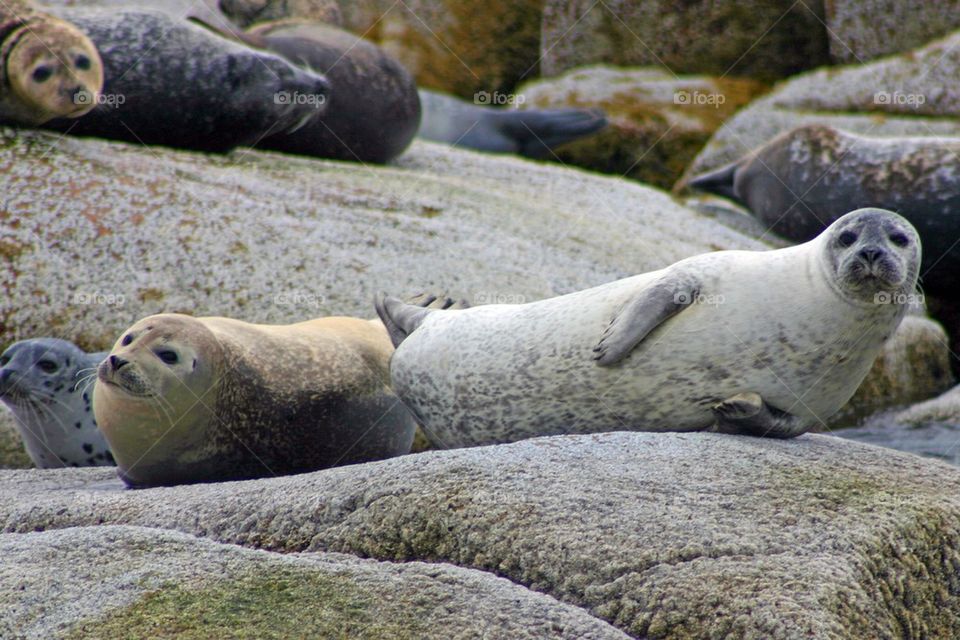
[497,109,607,158]
[685,161,741,202]
[376,293,469,348]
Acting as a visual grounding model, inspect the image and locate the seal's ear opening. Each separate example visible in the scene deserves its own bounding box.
[685,161,741,203]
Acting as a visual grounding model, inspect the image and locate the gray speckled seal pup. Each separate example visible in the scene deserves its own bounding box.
[93,301,472,487]
[686,124,960,295]
[0,339,113,468]
[0,0,103,125]
[40,8,329,152]
[417,89,607,159]
[377,208,921,448]
[246,20,421,163]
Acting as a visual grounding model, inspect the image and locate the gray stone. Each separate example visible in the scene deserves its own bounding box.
[683,30,960,180]
[517,65,767,189]
[825,0,960,64]
[0,127,765,352]
[540,0,830,82]
[0,525,628,639]
[3,431,960,638]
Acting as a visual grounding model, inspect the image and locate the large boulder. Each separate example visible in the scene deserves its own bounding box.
[337,0,544,98]
[0,127,765,352]
[540,0,830,82]
[0,525,627,639]
[4,432,960,638]
[517,65,767,189]
[825,0,960,64]
[682,30,960,180]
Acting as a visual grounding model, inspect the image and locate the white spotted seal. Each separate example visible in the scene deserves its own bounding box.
[0,0,103,125]
[0,339,114,468]
[377,208,921,448]
[685,124,960,295]
[417,89,607,159]
[93,309,430,487]
[40,8,329,152]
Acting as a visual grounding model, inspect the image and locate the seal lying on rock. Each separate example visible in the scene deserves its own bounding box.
[40,8,329,152]
[0,339,113,468]
[243,20,421,163]
[94,295,463,487]
[685,125,960,295]
[417,89,608,159]
[378,208,921,448]
[0,0,103,125]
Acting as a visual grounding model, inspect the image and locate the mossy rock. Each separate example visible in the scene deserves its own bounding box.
[0,409,31,469]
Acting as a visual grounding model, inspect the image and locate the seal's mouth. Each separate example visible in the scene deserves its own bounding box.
[97,360,154,398]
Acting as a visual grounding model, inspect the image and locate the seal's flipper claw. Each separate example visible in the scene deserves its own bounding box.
[593,273,700,367]
[710,392,809,439]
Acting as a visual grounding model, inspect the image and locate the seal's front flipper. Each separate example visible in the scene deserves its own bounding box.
[685,161,741,203]
[711,392,809,438]
[593,273,700,366]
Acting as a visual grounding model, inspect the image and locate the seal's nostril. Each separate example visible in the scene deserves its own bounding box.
[110,355,128,371]
[859,247,882,263]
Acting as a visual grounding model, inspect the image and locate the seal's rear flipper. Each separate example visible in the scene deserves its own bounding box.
[404,293,470,311]
[497,109,608,159]
[593,272,701,366]
[685,162,741,202]
[376,294,436,348]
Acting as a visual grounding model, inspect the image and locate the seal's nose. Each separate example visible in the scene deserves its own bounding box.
[858,247,883,264]
[0,368,17,395]
[109,355,128,371]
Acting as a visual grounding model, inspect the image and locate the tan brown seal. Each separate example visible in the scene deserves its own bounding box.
[0,0,103,125]
[94,311,418,487]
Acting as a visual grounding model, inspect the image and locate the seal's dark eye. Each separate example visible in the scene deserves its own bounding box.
[36,360,58,373]
[889,232,909,247]
[156,350,179,365]
[0,355,9,367]
[32,66,52,83]
[74,55,91,71]
[120,334,133,346]
[838,231,858,247]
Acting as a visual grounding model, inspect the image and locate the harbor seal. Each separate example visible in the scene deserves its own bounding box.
[41,8,329,152]
[94,312,419,487]
[685,125,960,295]
[417,89,608,159]
[0,339,113,468]
[377,208,921,448]
[246,20,421,163]
[0,0,103,125]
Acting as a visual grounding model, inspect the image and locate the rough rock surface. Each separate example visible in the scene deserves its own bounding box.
[0,409,31,469]
[0,525,628,639]
[825,0,960,64]
[517,65,767,189]
[0,127,765,352]
[683,30,960,179]
[4,432,960,638]
[829,315,954,427]
[220,0,343,27]
[540,0,830,81]
[337,0,544,98]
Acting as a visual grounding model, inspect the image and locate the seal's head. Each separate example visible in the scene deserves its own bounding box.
[0,338,90,409]
[94,314,223,485]
[819,207,921,304]
[5,19,104,122]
